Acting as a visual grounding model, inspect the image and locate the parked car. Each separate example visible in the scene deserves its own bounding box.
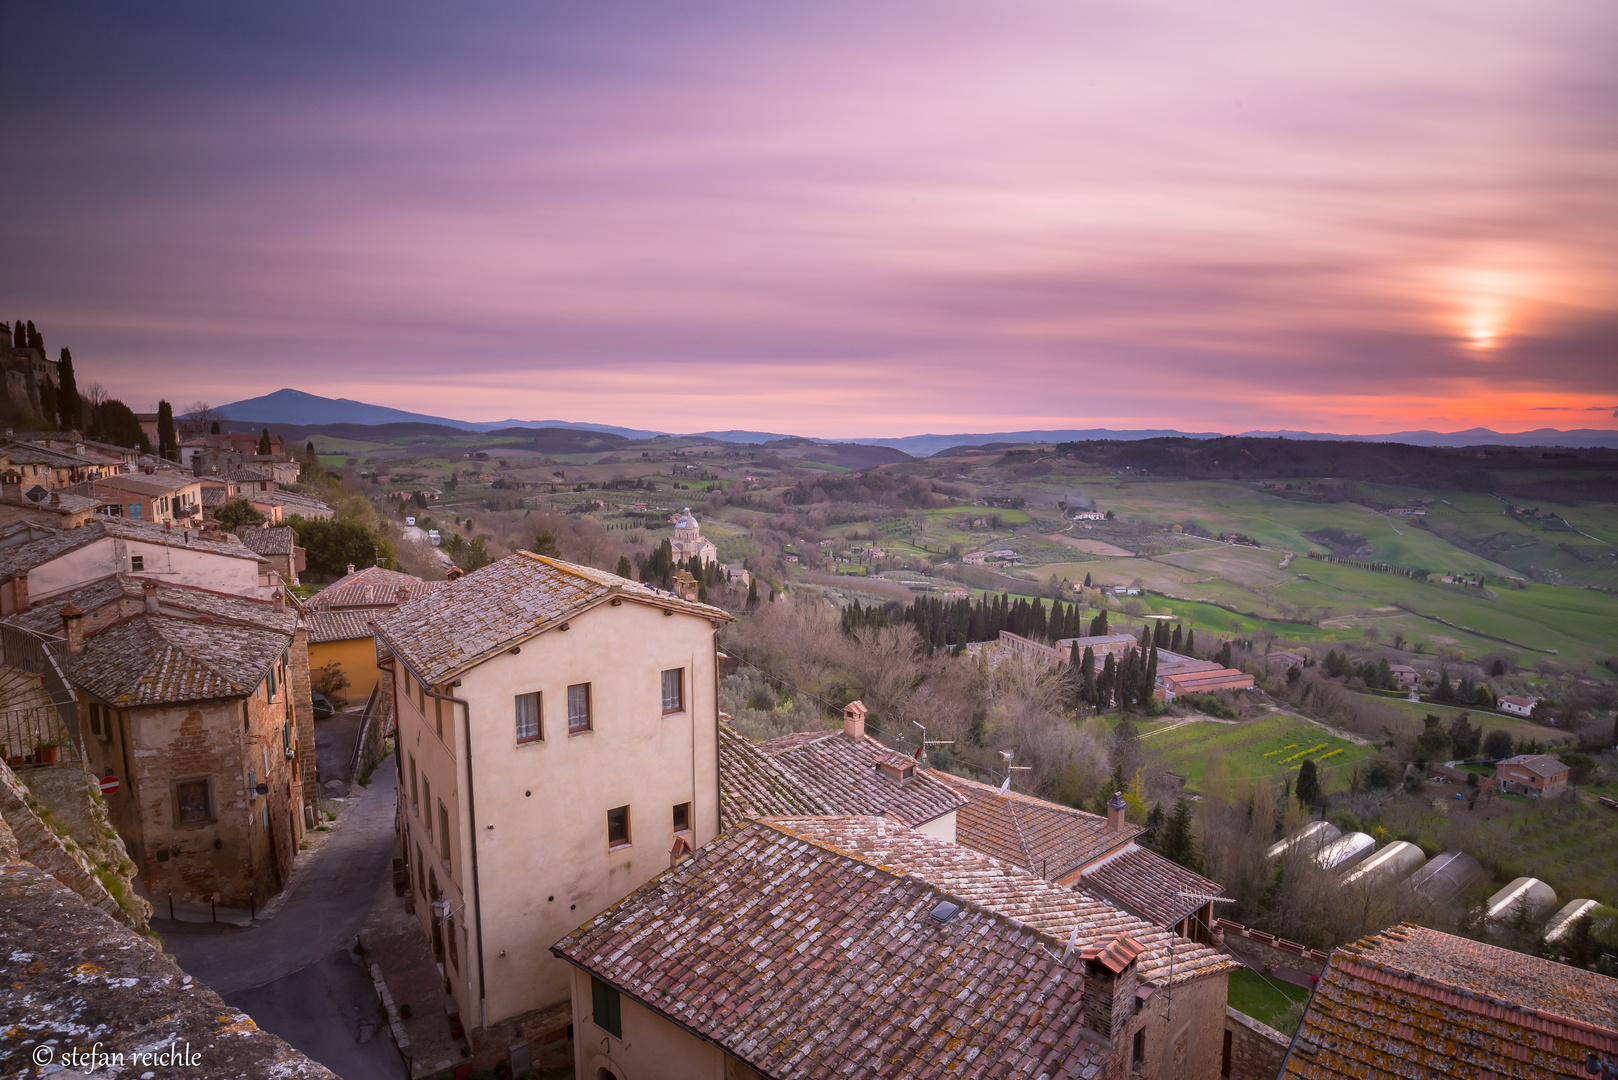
[405,516,416,527]
[427,529,441,546]
[311,694,335,719]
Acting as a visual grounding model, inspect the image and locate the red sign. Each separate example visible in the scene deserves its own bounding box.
[98,775,120,796]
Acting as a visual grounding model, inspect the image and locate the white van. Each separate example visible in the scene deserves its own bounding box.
[405,516,416,527]
[427,529,441,545]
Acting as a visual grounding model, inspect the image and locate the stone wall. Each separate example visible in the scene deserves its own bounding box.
[0,757,137,927]
[1223,1006,1289,1080]
[1213,919,1329,976]
[290,624,318,808]
[15,759,149,929]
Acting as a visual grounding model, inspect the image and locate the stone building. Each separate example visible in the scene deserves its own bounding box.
[373,552,731,1069]
[668,506,717,565]
[555,815,1236,1080]
[15,579,310,908]
[306,564,441,699]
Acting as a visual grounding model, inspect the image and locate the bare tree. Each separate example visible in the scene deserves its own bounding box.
[181,400,219,438]
[80,381,109,408]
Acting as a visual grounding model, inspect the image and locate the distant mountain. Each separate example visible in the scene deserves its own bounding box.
[212,389,1618,452]
[214,389,658,439]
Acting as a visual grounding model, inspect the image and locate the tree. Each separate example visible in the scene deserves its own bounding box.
[1434,669,1454,703]
[615,554,633,578]
[87,398,149,449]
[1217,640,1233,668]
[531,530,562,557]
[215,499,266,531]
[211,420,221,435]
[55,348,79,429]
[257,428,272,455]
[289,517,396,577]
[1088,609,1108,636]
[746,576,760,611]
[1295,760,1320,808]
[156,400,177,460]
[1183,628,1195,657]
[1083,572,1092,588]
[1157,797,1200,870]
[1141,802,1165,847]
[1447,712,1481,758]
[312,661,352,704]
[181,400,219,439]
[1414,715,1452,763]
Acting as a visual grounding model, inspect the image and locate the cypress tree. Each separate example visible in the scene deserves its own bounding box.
[213,421,222,434]
[1184,628,1195,656]
[156,400,177,460]
[1083,572,1092,588]
[257,427,272,455]
[56,347,79,429]
[1295,760,1320,807]
[1170,624,1182,652]
[1217,639,1232,667]
[25,321,43,352]
[1154,621,1170,649]
[1098,653,1116,708]
[615,554,633,578]
[11,319,23,348]
[1081,646,1097,705]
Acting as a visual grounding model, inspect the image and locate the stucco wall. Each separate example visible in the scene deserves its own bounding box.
[27,535,265,605]
[568,964,726,1080]
[310,636,383,701]
[394,596,722,1032]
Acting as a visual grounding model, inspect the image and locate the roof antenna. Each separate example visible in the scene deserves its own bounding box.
[998,749,1031,793]
[1164,889,1234,1022]
[910,721,954,762]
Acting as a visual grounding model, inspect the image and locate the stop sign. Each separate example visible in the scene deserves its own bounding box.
[98,775,120,796]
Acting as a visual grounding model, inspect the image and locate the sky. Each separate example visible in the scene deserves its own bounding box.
[1,1,1614,439]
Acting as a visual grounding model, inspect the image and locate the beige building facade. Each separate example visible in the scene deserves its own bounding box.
[375,553,731,1067]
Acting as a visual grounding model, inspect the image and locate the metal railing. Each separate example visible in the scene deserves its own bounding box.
[0,623,82,747]
[0,705,80,767]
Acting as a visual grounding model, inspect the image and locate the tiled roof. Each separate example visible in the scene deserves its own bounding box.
[554,817,1233,1080]
[225,468,273,482]
[235,526,296,557]
[305,608,379,644]
[717,721,827,830]
[375,553,731,685]
[0,441,101,467]
[306,565,441,610]
[931,770,1139,880]
[65,614,291,707]
[2,575,296,638]
[1078,846,1223,928]
[1499,754,1565,778]
[1283,923,1618,1080]
[751,730,966,828]
[78,471,197,496]
[201,487,226,507]
[0,519,263,579]
[0,490,99,513]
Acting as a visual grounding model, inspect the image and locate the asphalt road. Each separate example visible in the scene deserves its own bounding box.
[163,758,403,1079]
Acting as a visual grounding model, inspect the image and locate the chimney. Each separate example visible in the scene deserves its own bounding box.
[446,566,464,580]
[842,700,868,740]
[1106,791,1127,832]
[273,590,285,613]
[60,603,85,656]
[346,563,356,575]
[142,580,159,614]
[669,834,694,868]
[1079,934,1145,1042]
[396,585,410,605]
[673,570,698,602]
[14,575,29,612]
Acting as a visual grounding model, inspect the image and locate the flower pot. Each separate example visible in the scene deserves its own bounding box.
[33,745,58,765]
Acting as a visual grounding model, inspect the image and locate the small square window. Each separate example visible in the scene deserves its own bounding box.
[673,802,691,834]
[568,683,592,733]
[174,779,212,825]
[591,977,622,1039]
[515,692,541,744]
[661,668,683,713]
[607,805,631,849]
[130,555,144,571]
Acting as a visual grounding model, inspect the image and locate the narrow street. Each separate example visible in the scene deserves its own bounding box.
[161,729,404,1080]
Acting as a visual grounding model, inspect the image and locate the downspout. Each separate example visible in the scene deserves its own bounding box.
[426,682,486,1031]
[713,629,722,839]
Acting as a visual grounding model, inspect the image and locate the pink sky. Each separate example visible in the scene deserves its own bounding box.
[2,1,1614,438]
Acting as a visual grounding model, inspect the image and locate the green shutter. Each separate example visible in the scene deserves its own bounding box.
[591,977,622,1038]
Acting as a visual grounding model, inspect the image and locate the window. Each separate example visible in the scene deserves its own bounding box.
[415,844,426,897]
[423,778,433,837]
[607,805,631,849]
[266,663,277,700]
[1132,1030,1145,1068]
[591,977,622,1039]
[174,779,212,825]
[409,755,419,809]
[568,683,592,733]
[86,701,107,740]
[661,668,684,713]
[1221,1030,1232,1078]
[434,696,444,739]
[515,692,541,744]
[282,723,291,757]
[438,801,451,866]
[130,555,144,571]
[673,802,691,834]
[446,916,459,969]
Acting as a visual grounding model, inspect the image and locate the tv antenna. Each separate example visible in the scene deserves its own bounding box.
[1164,889,1233,1021]
[998,749,1032,793]
[910,721,955,762]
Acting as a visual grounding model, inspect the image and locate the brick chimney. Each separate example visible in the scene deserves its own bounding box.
[59,603,84,656]
[142,580,159,614]
[346,563,356,575]
[14,575,29,612]
[1079,934,1145,1042]
[49,491,60,507]
[842,700,868,740]
[396,585,410,605]
[273,590,285,613]
[669,833,694,868]
[1106,791,1127,832]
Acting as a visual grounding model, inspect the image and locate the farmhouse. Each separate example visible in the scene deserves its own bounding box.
[1497,694,1536,718]
[1158,667,1256,700]
[1492,753,1568,797]
[1386,664,1419,688]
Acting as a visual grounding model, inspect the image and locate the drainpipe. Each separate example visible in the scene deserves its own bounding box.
[713,629,722,837]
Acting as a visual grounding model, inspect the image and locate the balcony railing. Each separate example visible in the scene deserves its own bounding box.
[0,705,80,767]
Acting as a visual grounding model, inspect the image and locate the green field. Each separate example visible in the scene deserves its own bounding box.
[1350,694,1567,744]
[1228,968,1311,1034]
[1142,714,1376,794]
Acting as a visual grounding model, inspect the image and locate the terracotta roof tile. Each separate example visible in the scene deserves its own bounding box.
[1283,923,1618,1080]
[64,614,290,707]
[747,729,966,828]
[306,565,442,609]
[304,608,380,644]
[235,526,296,557]
[554,816,1234,1080]
[1078,846,1224,928]
[930,770,1140,880]
[1,576,294,638]
[374,552,730,685]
